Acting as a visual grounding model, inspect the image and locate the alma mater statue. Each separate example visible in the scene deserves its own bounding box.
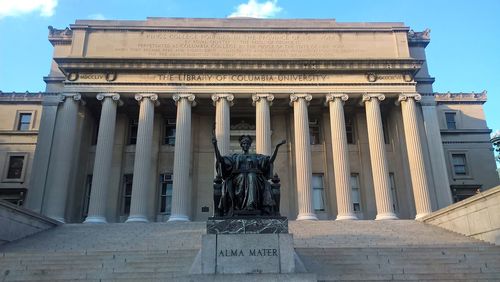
[212,135,286,217]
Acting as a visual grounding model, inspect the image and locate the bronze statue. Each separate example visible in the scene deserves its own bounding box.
[212,135,286,217]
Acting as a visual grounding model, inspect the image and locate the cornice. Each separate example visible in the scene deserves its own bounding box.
[54,58,423,74]
[48,26,72,46]
[69,18,408,32]
[0,130,39,135]
[0,92,45,103]
[414,77,435,84]
[43,76,66,84]
[441,129,492,135]
[408,29,431,47]
[435,91,487,104]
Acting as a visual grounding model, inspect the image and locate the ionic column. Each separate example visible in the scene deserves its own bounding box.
[362,94,398,220]
[252,94,274,155]
[211,94,234,156]
[169,94,196,222]
[326,94,358,220]
[26,95,61,213]
[421,104,453,208]
[126,94,159,223]
[397,94,433,219]
[290,94,318,220]
[44,93,83,223]
[84,93,122,224]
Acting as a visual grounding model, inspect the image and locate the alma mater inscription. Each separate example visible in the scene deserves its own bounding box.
[218,248,278,257]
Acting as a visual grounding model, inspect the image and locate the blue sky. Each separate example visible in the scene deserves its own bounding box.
[0,0,499,138]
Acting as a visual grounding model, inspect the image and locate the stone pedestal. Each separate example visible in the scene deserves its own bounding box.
[191,218,302,275]
[207,217,288,234]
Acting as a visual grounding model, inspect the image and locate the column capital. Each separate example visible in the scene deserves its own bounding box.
[173,94,196,106]
[396,93,422,105]
[252,94,274,106]
[60,93,85,105]
[289,94,312,106]
[97,93,123,106]
[362,93,385,103]
[325,93,348,106]
[211,93,234,106]
[135,93,159,106]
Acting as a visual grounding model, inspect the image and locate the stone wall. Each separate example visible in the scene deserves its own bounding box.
[0,200,59,245]
[419,185,500,245]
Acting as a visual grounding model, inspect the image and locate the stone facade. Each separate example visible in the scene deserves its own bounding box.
[1,18,498,223]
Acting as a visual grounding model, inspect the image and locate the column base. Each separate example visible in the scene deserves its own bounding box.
[125,215,149,223]
[375,212,398,220]
[168,214,190,222]
[297,213,318,221]
[83,216,107,224]
[415,212,431,220]
[336,214,359,220]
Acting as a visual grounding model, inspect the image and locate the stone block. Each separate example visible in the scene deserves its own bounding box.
[279,233,295,273]
[216,234,280,274]
[191,233,296,274]
[467,209,491,234]
[187,273,317,281]
[207,217,288,234]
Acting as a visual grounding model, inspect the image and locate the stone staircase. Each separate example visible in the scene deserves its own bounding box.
[291,220,500,281]
[0,220,498,281]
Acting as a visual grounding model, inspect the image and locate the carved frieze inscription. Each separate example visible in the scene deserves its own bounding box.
[69,72,411,84]
[158,73,328,83]
[85,31,399,59]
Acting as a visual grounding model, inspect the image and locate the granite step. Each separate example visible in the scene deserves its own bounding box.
[1,220,499,281]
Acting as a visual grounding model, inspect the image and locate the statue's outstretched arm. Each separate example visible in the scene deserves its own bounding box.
[212,136,224,164]
[270,139,286,163]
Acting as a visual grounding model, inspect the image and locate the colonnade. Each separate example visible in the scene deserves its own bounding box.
[46,92,433,223]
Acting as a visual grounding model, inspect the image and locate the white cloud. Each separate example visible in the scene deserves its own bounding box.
[88,13,106,20]
[492,129,500,139]
[229,0,282,18]
[0,0,57,18]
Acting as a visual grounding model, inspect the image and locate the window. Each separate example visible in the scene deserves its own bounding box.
[0,189,26,206]
[309,119,321,145]
[159,173,173,214]
[389,173,398,212]
[164,119,176,145]
[345,115,355,144]
[122,174,133,215]
[312,174,325,211]
[445,112,457,129]
[452,154,467,175]
[350,173,361,212]
[127,118,138,145]
[229,118,256,152]
[82,175,92,219]
[451,185,480,203]
[6,156,25,180]
[17,113,32,131]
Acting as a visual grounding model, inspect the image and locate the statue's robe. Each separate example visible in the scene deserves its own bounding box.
[217,153,275,215]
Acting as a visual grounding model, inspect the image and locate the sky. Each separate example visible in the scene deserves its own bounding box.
[0,0,499,140]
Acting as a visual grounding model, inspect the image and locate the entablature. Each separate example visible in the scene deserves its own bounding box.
[54,58,423,76]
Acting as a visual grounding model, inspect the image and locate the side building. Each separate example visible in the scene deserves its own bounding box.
[435,91,499,201]
[0,92,43,205]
